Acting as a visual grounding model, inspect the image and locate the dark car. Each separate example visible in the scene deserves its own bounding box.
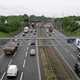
[74,62,80,76]
[31,42,35,45]
[67,38,75,44]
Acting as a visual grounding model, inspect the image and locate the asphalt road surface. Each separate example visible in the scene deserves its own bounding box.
[0,30,40,80]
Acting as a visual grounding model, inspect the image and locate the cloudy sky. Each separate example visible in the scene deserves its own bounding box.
[0,0,80,17]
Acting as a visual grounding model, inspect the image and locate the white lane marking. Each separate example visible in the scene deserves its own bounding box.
[25,47,28,57]
[20,72,23,80]
[0,72,6,80]
[25,52,28,57]
[36,40,41,80]
[27,47,29,51]
[71,54,76,60]
[8,59,12,65]
[13,52,16,57]
[28,43,30,46]
[23,59,26,68]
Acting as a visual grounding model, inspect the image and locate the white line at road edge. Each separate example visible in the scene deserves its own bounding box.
[0,72,6,80]
[23,59,26,68]
[20,72,23,80]
[36,37,41,80]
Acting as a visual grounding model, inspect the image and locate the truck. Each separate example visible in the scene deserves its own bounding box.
[24,26,29,33]
[3,41,18,55]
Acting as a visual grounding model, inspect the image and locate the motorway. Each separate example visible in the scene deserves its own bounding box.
[0,30,40,80]
[0,22,80,80]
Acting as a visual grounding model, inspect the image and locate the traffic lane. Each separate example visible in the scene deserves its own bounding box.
[0,54,12,78]
[2,29,36,77]
[55,31,79,58]
[53,30,77,51]
[23,46,39,80]
[54,29,67,40]
[1,39,32,80]
[9,42,37,80]
[0,31,32,79]
[50,36,77,69]
[51,30,78,60]
[52,33,75,54]
[43,28,77,69]
[0,42,26,80]
[0,33,24,78]
[2,37,31,80]
[52,29,78,53]
[11,40,30,76]
[54,34,78,57]
[50,40,79,79]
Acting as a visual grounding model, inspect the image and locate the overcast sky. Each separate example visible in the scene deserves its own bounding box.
[0,0,80,17]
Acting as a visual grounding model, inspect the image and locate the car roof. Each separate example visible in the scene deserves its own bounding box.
[8,65,17,68]
[31,49,35,52]
[7,65,17,73]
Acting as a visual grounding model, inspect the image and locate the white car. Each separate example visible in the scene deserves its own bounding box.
[30,49,36,56]
[7,65,18,78]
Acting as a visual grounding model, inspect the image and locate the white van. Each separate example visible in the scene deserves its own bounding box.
[30,49,36,56]
[24,26,29,33]
[7,65,18,78]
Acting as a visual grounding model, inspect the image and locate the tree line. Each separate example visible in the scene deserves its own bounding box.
[54,16,80,36]
[0,14,51,34]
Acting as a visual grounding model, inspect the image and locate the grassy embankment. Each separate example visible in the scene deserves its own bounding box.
[0,15,25,37]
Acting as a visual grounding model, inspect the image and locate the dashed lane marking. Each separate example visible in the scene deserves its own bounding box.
[20,72,23,80]
[8,59,12,65]
[0,72,6,80]
[13,52,16,57]
[25,52,28,57]
[27,47,29,51]
[23,59,26,68]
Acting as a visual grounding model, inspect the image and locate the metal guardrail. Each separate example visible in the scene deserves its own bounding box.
[0,37,67,40]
